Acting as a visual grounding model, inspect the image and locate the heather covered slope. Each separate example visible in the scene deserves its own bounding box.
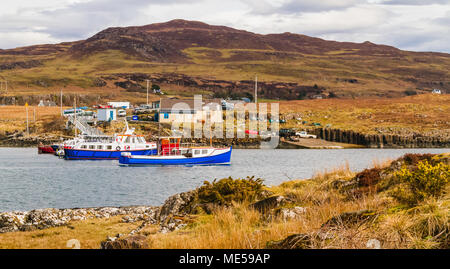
[0,19,449,99]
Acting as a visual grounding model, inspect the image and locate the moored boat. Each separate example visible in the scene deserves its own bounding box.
[63,126,157,160]
[38,144,56,154]
[119,137,232,166]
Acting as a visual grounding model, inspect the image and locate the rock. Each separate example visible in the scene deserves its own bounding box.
[331,178,359,190]
[266,233,312,249]
[159,191,197,223]
[250,196,295,213]
[0,206,160,234]
[0,211,28,233]
[159,216,189,233]
[321,210,377,228]
[101,235,149,249]
[275,207,307,221]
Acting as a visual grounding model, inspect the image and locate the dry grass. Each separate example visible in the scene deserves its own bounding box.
[278,94,450,135]
[0,216,140,249]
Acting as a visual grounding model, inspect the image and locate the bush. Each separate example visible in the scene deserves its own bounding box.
[197,176,264,206]
[400,153,435,166]
[392,161,449,206]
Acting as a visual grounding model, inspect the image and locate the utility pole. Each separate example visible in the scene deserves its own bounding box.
[60,88,63,116]
[146,79,149,105]
[255,75,258,104]
[25,102,29,136]
[33,107,36,133]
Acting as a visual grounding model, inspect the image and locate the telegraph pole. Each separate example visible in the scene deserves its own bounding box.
[25,102,29,136]
[60,88,63,116]
[146,79,149,105]
[254,75,258,104]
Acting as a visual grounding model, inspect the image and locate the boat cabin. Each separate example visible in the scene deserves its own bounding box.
[157,137,215,157]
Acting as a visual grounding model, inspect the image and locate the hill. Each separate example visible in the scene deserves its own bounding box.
[0,19,449,102]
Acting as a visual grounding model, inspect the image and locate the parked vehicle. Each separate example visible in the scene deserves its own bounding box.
[295,131,317,139]
[118,109,127,117]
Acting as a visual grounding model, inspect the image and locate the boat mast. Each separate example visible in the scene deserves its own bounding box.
[74,96,77,137]
[255,75,258,104]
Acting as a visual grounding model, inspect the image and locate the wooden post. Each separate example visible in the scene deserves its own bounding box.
[25,102,29,136]
[147,81,149,105]
[33,107,36,133]
[255,75,258,104]
[60,88,63,116]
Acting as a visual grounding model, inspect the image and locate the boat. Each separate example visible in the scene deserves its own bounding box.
[38,144,57,154]
[118,137,232,166]
[63,126,157,160]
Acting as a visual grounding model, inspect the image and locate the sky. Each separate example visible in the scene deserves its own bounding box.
[0,0,449,53]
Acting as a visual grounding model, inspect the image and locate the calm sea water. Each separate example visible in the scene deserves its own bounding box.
[0,147,448,212]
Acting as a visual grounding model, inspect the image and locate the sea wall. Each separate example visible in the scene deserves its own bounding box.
[313,128,450,148]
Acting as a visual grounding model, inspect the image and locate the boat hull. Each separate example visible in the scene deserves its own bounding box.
[119,147,232,166]
[64,148,157,160]
[38,146,55,154]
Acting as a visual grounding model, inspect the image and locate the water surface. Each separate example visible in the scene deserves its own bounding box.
[0,147,448,212]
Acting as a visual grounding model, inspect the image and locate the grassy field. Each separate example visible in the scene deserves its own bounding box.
[1,93,448,138]
[2,45,450,99]
[0,216,138,249]
[278,94,450,136]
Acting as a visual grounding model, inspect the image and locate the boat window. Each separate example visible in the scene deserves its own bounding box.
[81,145,87,149]
[89,145,95,149]
[125,137,131,143]
[132,137,135,144]
[97,145,103,149]
[107,145,112,150]
[202,149,208,154]
[146,145,150,148]
[194,149,200,155]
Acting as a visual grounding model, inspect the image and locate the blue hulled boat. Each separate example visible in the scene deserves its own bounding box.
[119,137,232,166]
[63,127,157,160]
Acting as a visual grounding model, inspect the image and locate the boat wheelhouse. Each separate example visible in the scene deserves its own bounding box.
[118,137,232,165]
[63,127,157,160]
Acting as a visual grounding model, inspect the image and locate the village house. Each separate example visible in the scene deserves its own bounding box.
[157,98,223,124]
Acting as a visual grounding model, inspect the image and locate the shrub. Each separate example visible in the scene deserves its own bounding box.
[392,161,449,206]
[356,168,382,188]
[197,176,264,206]
[400,153,435,166]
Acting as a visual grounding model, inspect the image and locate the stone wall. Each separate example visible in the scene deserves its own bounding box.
[313,128,450,148]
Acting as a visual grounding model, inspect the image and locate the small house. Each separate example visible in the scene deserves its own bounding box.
[432,89,442,94]
[97,108,117,122]
[158,98,222,124]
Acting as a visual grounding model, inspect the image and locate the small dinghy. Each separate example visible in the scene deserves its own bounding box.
[119,137,232,166]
